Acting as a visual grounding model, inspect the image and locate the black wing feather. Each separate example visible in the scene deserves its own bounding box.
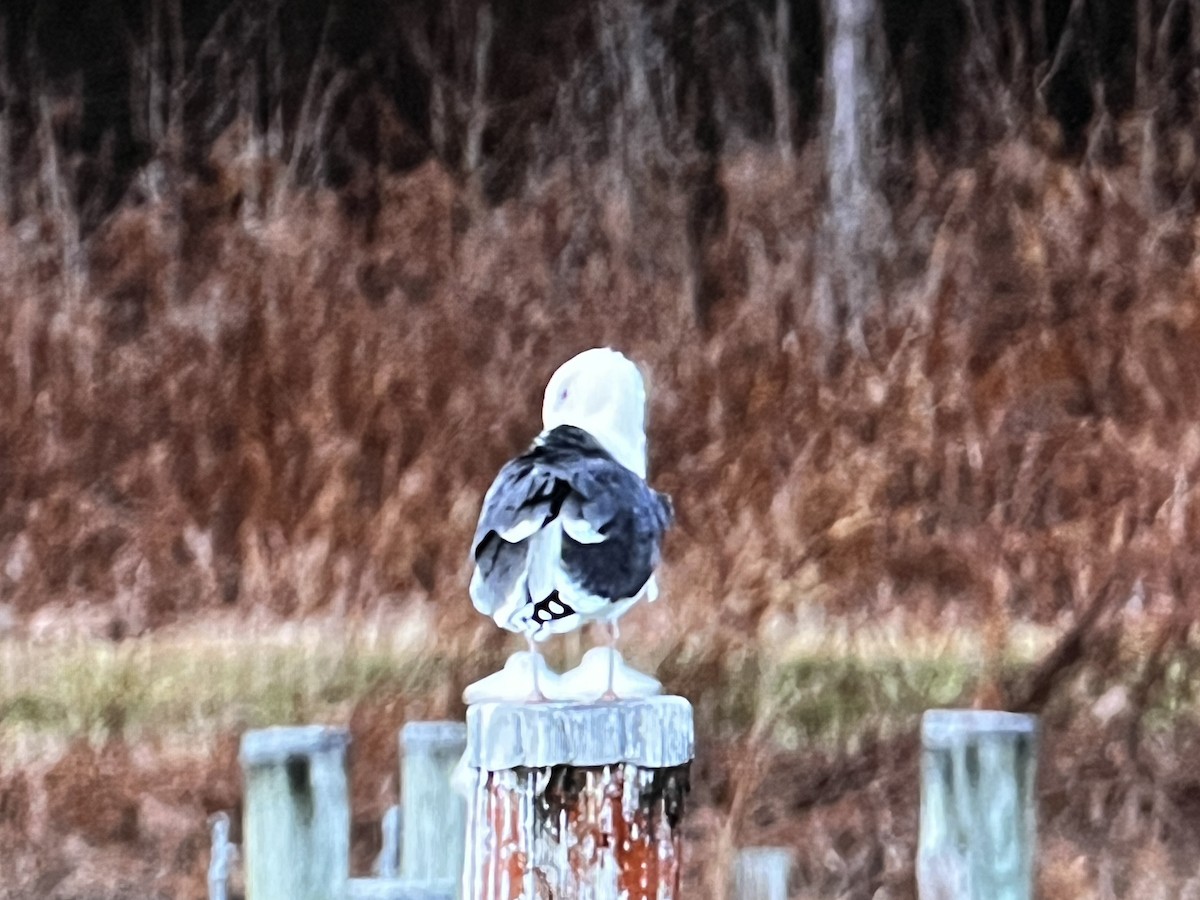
[470,425,672,627]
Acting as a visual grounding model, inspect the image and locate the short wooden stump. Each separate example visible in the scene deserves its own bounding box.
[239,725,351,900]
[918,709,1039,900]
[461,696,694,900]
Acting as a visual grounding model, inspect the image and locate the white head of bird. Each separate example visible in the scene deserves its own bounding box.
[541,348,648,478]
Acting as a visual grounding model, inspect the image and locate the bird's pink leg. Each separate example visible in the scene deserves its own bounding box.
[525,633,548,703]
[599,619,620,702]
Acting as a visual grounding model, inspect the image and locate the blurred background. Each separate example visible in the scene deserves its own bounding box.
[0,0,1199,896]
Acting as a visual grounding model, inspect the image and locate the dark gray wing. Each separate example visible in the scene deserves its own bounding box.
[556,459,672,604]
[469,425,673,632]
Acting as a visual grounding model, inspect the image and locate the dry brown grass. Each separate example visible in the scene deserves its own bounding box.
[3,127,1198,636]
[3,97,1200,896]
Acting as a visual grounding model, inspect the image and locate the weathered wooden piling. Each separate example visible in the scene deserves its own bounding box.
[239,725,351,900]
[400,721,468,889]
[372,805,401,878]
[917,709,1038,900]
[462,697,693,900]
[208,811,238,900]
[731,847,793,900]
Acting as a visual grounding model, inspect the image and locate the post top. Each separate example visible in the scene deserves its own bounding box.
[400,720,467,751]
[466,695,693,770]
[239,725,351,767]
[921,709,1038,747]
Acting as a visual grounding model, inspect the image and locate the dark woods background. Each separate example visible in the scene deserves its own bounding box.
[3,0,1197,228]
[3,1,1200,896]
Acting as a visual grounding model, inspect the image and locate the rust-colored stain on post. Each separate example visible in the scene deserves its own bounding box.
[464,697,694,900]
[476,767,528,899]
[470,762,689,899]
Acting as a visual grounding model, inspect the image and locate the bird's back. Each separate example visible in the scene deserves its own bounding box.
[470,426,672,637]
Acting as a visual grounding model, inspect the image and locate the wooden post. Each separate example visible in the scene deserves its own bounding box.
[400,721,468,890]
[208,811,238,900]
[239,725,351,900]
[731,847,793,900]
[373,805,401,878]
[918,710,1039,900]
[461,696,693,900]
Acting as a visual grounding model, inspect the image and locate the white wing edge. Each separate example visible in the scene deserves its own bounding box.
[499,516,545,543]
[561,496,607,544]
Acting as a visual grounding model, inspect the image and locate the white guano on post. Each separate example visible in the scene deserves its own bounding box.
[731,847,793,900]
[399,721,468,892]
[918,709,1039,900]
[239,725,351,900]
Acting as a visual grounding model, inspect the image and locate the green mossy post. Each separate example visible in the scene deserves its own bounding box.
[399,721,468,892]
[918,710,1039,900]
[239,726,351,900]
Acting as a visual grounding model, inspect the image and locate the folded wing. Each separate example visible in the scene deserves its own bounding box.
[469,426,671,639]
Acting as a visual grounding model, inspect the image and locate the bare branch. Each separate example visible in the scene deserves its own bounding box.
[463,2,494,177]
[304,69,352,189]
[185,0,272,143]
[1031,0,1048,64]
[34,80,84,310]
[272,4,336,212]
[396,4,450,161]
[148,0,165,149]
[0,13,12,224]
[1193,0,1200,67]
[957,0,1019,133]
[1037,0,1088,98]
[168,0,185,142]
[1011,574,1125,713]
[1005,1,1029,96]
[239,64,264,227]
[267,4,284,158]
[1153,0,1185,79]
[1135,0,1153,110]
[755,0,794,160]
